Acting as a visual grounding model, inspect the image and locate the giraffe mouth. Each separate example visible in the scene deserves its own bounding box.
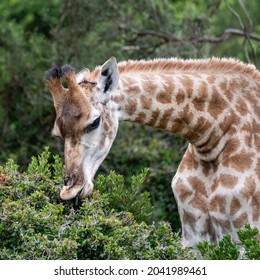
[60,184,84,200]
[60,181,93,201]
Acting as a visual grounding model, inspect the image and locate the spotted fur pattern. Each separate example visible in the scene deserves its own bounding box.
[46,57,260,247]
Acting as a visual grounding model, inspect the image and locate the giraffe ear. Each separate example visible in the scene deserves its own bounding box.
[76,68,90,84]
[97,57,119,104]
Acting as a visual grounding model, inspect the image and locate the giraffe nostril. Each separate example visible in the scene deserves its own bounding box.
[64,176,70,186]
[64,173,76,186]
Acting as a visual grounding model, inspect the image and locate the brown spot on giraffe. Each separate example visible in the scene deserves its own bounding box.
[200,160,212,177]
[143,79,158,93]
[230,197,241,215]
[229,78,240,92]
[125,98,137,116]
[240,122,253,147]
[252,191,260,222]
[244,134,252,148]
[211,173,238,192]
[222,138,241,158]
[192,99,206,112]
[135,112,146,123]
[171,121,185,133]
[208,86,228,118]
[103,119,110,132]
[175,178,193,203]
[127,85,140,95]
[182,210,197,239]
[147,108,160,127]
[180,75,193,98]
[219,112,240,133]
[178,105,194,125]
[140,94,153,110]
[196,131,220,154]
[241,177,256,201]
[241,122,252,132]
[206,74,216,84]
[233,212,248,229]
[158,108,172,129]
[252,121,260,149]
[219,79,228,91]
[223,151,254,172]
[188,176,206,194]
[194,117,211,134]
[183,130,200,142]
[220,173,239,189]
[190,195,208,212]
[156,91,172,104]
[175,89,185,105]
[256,158,260,181]
[203,218,216,242]
[236,98,248,116]
[183,210,197,225]
[178,147,199,172]
[188,176,208,212]
[112,94,125,104]
[254,134,260,152]
[209,194,226,213]
[240,77,250,88]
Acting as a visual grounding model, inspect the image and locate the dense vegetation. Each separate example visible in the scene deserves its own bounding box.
[0,0,260,259]
[0,148,259,259]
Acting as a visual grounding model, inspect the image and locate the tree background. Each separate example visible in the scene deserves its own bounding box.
[1,0,260,231]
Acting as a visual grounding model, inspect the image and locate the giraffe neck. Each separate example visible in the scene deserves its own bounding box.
[108,68,252,161]
[91,58,260,161]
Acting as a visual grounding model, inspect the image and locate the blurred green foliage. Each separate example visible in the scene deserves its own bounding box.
[1,0,260,232]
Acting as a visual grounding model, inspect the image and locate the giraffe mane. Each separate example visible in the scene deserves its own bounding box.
[88,57,260,81]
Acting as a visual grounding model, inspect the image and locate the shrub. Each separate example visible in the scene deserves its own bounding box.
[1,147,259,260]
[0,147,193,260]
[197,225,260,260]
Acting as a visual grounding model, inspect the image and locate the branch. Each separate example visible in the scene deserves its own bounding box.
[129,28,260,44]
[224,0,257,64]
[195,28,260,43]
[239,0,253,30]
[225,0,245,30]
[132,30,176,42]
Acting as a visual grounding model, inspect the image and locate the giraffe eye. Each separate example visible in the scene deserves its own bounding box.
[85,116,101,133]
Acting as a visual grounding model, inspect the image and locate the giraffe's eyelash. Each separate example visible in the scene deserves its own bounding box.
[84,116,101,133]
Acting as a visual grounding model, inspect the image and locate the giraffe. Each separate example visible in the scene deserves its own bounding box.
[45,57,260,247]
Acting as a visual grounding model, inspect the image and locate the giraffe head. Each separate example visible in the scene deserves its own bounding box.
[45,58,119,200]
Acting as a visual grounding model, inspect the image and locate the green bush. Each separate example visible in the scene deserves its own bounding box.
[197,224,260,260]
[0,147,193,260]
[1,148,259,260]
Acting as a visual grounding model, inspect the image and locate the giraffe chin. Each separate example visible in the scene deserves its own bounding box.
[60,182,93,200]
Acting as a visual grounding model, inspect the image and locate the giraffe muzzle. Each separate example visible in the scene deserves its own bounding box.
[60,184,84,201]
[60,179,94,201]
